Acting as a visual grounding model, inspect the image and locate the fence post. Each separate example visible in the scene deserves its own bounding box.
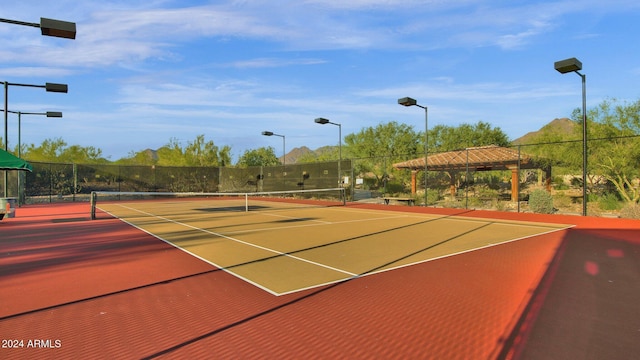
[73,163,77,202]
[517,145,521,213]
[90,191,96,220]
[465,148,469,209]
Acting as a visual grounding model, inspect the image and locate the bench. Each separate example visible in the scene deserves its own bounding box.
[383,197,415,206]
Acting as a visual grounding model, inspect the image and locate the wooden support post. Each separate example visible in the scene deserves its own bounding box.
[510,167,519,202]
[411,170,417,194]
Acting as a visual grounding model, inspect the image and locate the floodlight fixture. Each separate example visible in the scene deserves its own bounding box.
[261,131,285,167]
[45,83,68,93]
[0,17,76,39]
[398,97,417,107]
[39,18,77,39]
[554,57,582,74]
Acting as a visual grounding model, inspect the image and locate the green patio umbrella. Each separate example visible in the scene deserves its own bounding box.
[0,148,32,171]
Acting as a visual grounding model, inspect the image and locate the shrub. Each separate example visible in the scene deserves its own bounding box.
[552,176,569,190]
[385,182,405,194]
[467,196,483,208]
[620,203,640,219]
[597,193,622,211]
[494,199,507,212]
[528,189,555,214]
[422,189,440,206]
[553,193,572,209]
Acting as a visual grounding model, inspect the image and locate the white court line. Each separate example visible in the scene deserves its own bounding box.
[99,205,284,295]
[221,213,412,236]
[104,203,360,279]
[99,203,572,296]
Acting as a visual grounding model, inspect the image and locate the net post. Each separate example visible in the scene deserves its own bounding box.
[245,193,249,212]
[90,191,96,220]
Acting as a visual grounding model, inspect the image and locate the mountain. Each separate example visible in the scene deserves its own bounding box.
[143,148,159,161]
[281,146,313,164]
[280,146,337,164]
[511,118,576,145]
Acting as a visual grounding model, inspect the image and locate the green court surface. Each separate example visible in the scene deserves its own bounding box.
[98,200,571,295]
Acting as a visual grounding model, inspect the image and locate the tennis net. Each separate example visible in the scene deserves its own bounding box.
[90,188,346,220]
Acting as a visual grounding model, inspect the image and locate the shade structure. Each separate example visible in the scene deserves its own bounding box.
[392,145,538,172]
[392,145,550,202]
[0,149,32,171]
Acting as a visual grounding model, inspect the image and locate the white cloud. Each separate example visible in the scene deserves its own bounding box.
[227,58,326,69]
[0,67,74,78]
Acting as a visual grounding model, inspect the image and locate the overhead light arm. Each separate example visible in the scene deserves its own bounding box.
[0,17,76,39]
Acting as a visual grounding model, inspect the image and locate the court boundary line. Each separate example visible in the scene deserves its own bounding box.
[275,221,573,296]
[98,204,359,295]
[97,203,573,296]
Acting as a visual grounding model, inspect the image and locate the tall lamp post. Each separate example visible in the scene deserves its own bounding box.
[262,131,286,190]
[5,111,63,158]
[555,57,587,216]
[2,82,68,197]
[314,118,342,188]
[398,97,428,206]
[261,131,286,166]
[0,15,74,199]
[0,17,76,39]
[2,110,62,205]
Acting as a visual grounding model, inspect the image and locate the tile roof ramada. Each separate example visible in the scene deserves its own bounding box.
[393,145,537,171]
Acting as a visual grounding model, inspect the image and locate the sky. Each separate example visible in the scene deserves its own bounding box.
[1,0,639,162]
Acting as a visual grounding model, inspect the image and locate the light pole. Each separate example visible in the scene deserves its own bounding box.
[2,81,68,197]
[0,15,74,199]
[2,110,62,205]
[261,131,286,166]
[0,17,76,39]
[4,111,63,157]
[555,57,587,216]
[314,118,342,188]
[398,97,428,206]
[262,131,286,190]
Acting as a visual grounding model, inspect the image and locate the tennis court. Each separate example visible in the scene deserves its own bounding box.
[2,197,639,359]
[94,191,571,295]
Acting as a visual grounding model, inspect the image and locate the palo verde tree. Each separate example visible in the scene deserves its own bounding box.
[429,121,510,152]
[22,137,107,163]
[526,98,640,205]
[139,135,231,167]
[236,146,280,167]
[344,121,420,190]
[583,98,640,204]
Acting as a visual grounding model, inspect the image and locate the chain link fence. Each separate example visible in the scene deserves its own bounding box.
[6,135,640,217]
[10,160,353,204]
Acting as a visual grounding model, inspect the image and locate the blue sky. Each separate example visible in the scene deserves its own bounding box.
[1,0,639,161]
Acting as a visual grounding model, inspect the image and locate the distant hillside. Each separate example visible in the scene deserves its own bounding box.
[512,118,576,145]
[143,148,159,161]
[280,146,312,164]
[281,146,337,164]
